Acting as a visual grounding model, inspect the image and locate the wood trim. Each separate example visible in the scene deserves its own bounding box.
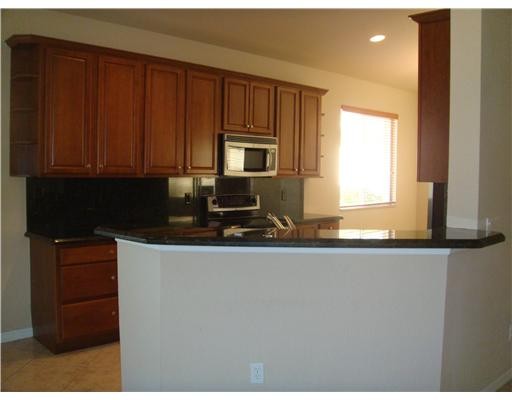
[341,105,398,120]
[409,9,450,24]
[6,34,328,96]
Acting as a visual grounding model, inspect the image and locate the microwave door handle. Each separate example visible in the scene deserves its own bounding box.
[266,151,270,171]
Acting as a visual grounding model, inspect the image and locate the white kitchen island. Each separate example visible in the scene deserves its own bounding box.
[110,233,510,391]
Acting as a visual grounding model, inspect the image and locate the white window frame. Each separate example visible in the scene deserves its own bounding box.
[339,105,398,210]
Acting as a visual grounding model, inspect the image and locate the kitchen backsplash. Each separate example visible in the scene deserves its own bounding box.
[26,176,304,236]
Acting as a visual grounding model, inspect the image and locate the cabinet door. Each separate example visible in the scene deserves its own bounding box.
[44,47,95,175]
[276,87,300,176]
[249,81,274,135]
[223,77,249,132]
[97,56,143,176]
[413,11,450,183]
[299,91,321,176]
[144,63,185,175]
[185,70,221,175]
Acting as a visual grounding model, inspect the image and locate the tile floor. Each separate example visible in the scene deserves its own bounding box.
[1,337,511,392]
[1,338,121,391]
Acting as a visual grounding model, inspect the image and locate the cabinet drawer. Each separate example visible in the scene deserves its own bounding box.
[61,297,118,340]
[60,262,117,303]
[58,243,116,265]
[318,221,340,230]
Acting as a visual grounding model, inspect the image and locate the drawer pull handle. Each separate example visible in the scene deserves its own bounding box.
[111,311,117,316]
[110,275,116,280]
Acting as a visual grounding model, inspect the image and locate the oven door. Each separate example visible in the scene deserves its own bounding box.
[224,142,277,177]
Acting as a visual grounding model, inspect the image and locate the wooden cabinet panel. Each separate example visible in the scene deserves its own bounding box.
[223,77,274,135]
[29,237,118,353]
[300,91,321,176]
[97,56,143,176]
[185,70,221,175]
[61,297,119,340]
[276,87,300,175]
[44,48,95,175]
[223,78,249,132]
[58,243,116,266]
[60,261,117,303]
[249,82,274,135]
[412,10,450,183]
[144,64,185,175]
[318,221,340,230]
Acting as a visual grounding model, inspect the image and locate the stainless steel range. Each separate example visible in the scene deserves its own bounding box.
[198,194,294,231]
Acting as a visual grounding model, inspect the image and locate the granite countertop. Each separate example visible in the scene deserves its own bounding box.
[93,225,505,249]
[25,214,343,244]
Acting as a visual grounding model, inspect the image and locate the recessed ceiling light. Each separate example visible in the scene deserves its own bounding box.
[370,34,386,43]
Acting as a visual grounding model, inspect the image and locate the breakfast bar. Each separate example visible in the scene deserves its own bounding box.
[95,226,507,391]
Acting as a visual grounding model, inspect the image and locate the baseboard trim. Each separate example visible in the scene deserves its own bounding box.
[482,368,512,391]
[1,327,34,343]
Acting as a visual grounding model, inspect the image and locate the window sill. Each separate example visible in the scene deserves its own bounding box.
[339,202,396,211]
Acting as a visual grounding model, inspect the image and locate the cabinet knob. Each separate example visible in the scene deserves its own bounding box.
[294,169,298,172]
[178,166,182,169]
[187,166,191,170]
[110,275,116,280]
[329,226,333,230]
[108,249,115,254]
[111,310,117,316]
[99,164,104,168]
[300,168,305,172]
[250,124,254,128]
[85,164,91,168]
[246,124,250,128]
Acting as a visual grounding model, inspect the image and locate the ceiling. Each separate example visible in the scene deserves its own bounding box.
[61,9,428,91]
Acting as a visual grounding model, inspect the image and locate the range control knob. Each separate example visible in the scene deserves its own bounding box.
[211,198,218,206]
[251,196,257,205]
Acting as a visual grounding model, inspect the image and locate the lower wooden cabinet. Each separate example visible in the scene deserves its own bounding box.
[29,236,119,353]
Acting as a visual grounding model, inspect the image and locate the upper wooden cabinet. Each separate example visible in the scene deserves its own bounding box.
[276,87,300,176]
[223,78,274,135]
[144,63,186,175]
[97,56,144,176]
[43,47,95,176]
[7,35,326,178]
[185,70,221,175]
[411,9,450,183]
[276,87,322,177]
[300,91,322,176]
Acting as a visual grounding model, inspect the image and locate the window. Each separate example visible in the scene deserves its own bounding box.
[339,106,398,209]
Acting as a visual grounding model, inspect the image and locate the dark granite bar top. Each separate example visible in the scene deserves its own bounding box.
[93,225,505,249]
[25,214,343,244]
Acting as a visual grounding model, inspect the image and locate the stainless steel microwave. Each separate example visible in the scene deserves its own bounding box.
[222,134,278,177]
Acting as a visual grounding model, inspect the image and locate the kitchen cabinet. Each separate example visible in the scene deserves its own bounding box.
[97,55,144,176]
[411,9,450,183]
[223,77,274,135]
[43,47,95,175]
[276,87,322,177]
[185,70,221,175]
[8,35,326,178]
[29,236,119,353]
[275,87,300,176]
[8,39,144,177]
[144,63,186,175]
[318,220,340,230]
[300,91,322,176]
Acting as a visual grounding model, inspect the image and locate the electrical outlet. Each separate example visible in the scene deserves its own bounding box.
[250,362,264,384]
[508,323,512,341]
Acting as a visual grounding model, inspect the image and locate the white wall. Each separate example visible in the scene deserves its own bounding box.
[1,9,424,333]
[445,9,512,388]
[118,241,449,391]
